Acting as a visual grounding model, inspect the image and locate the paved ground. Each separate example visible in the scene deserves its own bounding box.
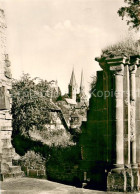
[0,178,104,194]
[0,177,136,194]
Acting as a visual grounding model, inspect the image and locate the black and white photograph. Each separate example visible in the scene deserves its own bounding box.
[0,0,140,193]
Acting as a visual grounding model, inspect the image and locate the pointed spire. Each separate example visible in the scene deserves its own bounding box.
[79,69,87,102]
[69,68,77,86]
[80,69,84,91]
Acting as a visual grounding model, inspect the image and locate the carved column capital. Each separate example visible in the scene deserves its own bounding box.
[95,56,127,74]
[129,57,140,73]
[106,56,126,76]
[129,64,137,74]
[110,64,124,76]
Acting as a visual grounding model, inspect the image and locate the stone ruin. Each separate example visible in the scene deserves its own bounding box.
[0,9,23,180]
[80,55,140,192]
[0,4,139,192]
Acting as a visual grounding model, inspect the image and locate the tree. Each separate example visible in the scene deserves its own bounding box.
[118,0,140,30]
[11,73,59,136]
[89,75,97,95]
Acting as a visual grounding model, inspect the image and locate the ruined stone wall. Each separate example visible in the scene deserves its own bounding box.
[80,56,140,192]
[0,8,23,180]
[0,9,12,142]
[80,69,115,190]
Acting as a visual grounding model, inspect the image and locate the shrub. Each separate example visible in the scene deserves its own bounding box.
[20,151,45,165]
[29,126,75,147]
[101,36,140,58]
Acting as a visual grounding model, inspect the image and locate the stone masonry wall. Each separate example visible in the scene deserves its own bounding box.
[0,8,23,180]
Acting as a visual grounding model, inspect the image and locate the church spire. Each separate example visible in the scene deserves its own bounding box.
[78,70,87,103]
[69,68,77,86]
[68,68,77,101]
[80,69,84,92]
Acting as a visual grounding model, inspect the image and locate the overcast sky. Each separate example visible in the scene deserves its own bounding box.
[2,0,131,95]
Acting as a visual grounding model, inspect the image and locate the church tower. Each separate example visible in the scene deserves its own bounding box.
[80,70,85,96]
[68,69,77,101]
[79,70,87,102]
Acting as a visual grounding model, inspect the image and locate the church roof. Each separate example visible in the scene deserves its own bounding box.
[48,100,60,111]
[65,98,77,105]
[75,101,88,109]
[69,69,77,86]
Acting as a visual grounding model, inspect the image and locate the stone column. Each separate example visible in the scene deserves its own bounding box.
[114,70,124,167]
[123,64,130,166]
[129,63,137,167]
[107,57,126,192]
[109,62,125,168]
[129,58,140,192]
[98,57,126,168]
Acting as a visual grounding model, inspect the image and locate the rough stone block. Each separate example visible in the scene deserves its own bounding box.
[107,169,126,192]
[0,113,5,119]
[2,156,12,163]
[0,86,10,110]
[1,163,10,173]
[126,168,132,192]
[5,113,12,120]
[132,168,139,191]
[1,139,11,148]
[9,166,21,173]
[2,148,14,157]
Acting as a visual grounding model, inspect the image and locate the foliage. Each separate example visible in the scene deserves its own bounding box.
[20,150,45,165]
[12,134,46,156]
[11,73,75,149]
[29,126,75,147]
[46,146,81,168]
[118,0,140,30]
[11,73,59,136]
[89,75,97,95]
[12,133,79,162]
[101,36,140,58]
[11,74,81,184]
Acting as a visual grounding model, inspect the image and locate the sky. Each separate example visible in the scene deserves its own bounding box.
[1,0,131,95]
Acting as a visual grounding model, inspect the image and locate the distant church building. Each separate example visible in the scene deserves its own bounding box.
[67,69,88,104]
[68,69,78,101]
[57,69,88,129]
[77,70,87,103]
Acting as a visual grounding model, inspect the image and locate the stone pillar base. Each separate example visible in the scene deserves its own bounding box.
[107,167,139,192]
[107,168,126,192]
[125,168,133,192]
[132,167,139,191]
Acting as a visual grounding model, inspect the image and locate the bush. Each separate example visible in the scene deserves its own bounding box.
[29,126,75,147]
[20,151,45,166]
